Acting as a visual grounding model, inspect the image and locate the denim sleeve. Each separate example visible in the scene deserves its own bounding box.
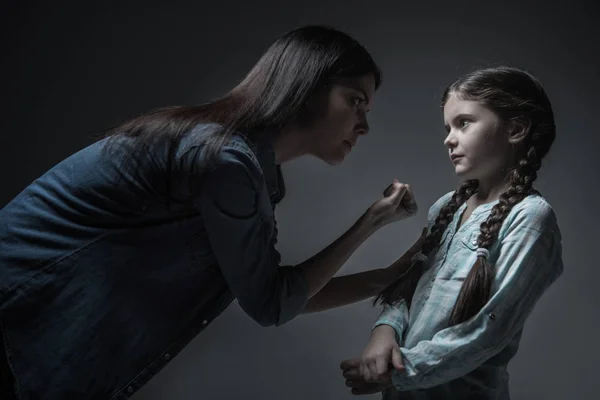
[195,146,308,327]
[390,201,564,391]
[372,191,454,341]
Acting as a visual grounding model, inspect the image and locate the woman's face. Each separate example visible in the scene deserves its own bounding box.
[303,74,375,165]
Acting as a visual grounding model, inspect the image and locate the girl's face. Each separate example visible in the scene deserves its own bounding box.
[443,93,520,183]
[303,74,375,165]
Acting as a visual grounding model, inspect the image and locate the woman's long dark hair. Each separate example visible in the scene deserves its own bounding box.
[102,25,381,178]
[374,66,556,326]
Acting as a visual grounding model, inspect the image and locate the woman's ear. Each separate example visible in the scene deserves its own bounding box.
[294,86,330,129]
[508,118,531,144]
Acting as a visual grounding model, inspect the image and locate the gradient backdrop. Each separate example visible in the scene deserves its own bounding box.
[2,0,598,399]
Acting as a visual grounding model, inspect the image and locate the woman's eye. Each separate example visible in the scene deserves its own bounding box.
[460,120,471,129]
[352,97,365,106]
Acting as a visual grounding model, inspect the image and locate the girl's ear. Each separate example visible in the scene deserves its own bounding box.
[508,118,531,144]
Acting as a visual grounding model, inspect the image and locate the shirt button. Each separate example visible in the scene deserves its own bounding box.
[431,277,435,282]
[489,312,496,320]
[127,386,134,393]
[472,240,477,245]
[202,320,208,325]
[164,353,171,360]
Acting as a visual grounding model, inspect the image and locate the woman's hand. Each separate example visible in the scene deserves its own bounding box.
[340,358,393,395]
[366,180,418,230]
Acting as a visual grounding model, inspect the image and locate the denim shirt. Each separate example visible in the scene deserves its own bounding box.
[374,191,563,400]
[0,123,308,399]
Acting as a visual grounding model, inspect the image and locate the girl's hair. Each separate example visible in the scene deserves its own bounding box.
[102,25,381,176]
[375,66,556,326]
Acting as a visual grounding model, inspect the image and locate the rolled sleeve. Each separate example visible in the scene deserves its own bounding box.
[373,301,409,344]
[195,146,307,327]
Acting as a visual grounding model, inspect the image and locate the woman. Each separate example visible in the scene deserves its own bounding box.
[0,26,422,399]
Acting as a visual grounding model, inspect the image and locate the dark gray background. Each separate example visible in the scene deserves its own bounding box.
[2,0,598,399]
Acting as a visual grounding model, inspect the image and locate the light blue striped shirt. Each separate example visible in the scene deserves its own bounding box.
[374,191,563,400]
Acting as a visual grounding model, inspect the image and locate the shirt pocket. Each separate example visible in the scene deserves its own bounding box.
[460,230,480,251]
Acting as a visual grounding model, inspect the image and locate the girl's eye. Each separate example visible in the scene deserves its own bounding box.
[460,120,471,129]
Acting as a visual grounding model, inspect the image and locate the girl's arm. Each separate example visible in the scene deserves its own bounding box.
[367,191,453,340]
[372,301,410,343]
[340,197,450,382]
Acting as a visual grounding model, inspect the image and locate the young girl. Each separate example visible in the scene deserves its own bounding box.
[340,66,563,399]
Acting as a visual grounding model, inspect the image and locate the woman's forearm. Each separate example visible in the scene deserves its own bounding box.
[296,212,378,298]
[300,268,390,313]
[299,227,427,314]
